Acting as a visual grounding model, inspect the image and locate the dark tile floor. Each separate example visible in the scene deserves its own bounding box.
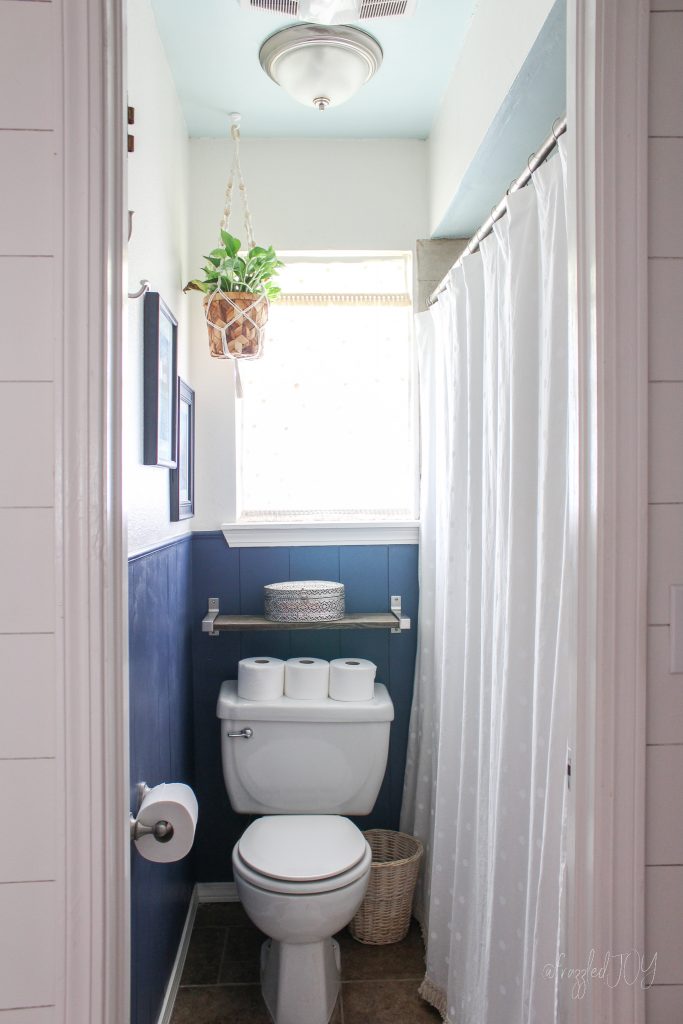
[170,901,441,1024]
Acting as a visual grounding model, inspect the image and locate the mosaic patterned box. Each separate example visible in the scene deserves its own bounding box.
[263,580,345,623]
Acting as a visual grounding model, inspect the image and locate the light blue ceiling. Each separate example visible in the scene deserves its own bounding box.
[150,0,478,139]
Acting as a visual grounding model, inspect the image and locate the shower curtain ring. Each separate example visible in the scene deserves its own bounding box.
[551,117,563,140]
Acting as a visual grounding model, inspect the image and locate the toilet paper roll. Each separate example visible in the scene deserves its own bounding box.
[284,657,330,700]
[238,657,285,701]
[134,783,198,864]
[329,658,377,701]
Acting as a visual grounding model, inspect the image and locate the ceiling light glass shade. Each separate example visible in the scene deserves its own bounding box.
[297,0,361,24]
[259,25,383,111]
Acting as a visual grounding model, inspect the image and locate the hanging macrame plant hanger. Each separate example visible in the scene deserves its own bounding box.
[203,113,268,397]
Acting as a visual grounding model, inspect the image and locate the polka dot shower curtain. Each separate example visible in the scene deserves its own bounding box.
[401,140,575,1024]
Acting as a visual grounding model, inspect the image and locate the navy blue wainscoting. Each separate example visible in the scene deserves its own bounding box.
[191,533,419,882]
[129,535,195,1024]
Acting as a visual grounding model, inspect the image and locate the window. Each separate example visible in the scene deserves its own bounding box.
[235,252,418,526]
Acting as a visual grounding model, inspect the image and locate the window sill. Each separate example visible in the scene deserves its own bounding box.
[220,521,420,548]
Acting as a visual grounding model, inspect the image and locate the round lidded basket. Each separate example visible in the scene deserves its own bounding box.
[264,580,345,623]
[203,291,269,360]
[350,829,424,945]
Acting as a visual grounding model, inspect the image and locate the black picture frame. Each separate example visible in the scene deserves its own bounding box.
[170,378,195,521]
[143,292,178,468]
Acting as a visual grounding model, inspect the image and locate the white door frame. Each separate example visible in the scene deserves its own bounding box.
[69,0,649,1020]
[567,1,649,1022]
[62,0,129,1021]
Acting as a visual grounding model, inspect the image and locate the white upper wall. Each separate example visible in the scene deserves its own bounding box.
[188,137,428,530]
[428,0,557,235]
[125,0,190,556]
[189,138,428,254]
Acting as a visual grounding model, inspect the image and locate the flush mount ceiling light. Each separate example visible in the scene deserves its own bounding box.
[259,24,383,111]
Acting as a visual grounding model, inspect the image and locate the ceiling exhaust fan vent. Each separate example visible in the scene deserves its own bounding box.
[244,0,416,19]
[248,0,299,14]
[359,0,412,16]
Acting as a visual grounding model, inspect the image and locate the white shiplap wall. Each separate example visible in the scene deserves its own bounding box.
[0,0,63,1019]
[646,2,683,1020]
[126,0,191,557]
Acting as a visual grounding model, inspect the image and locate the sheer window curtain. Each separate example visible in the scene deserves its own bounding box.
[401,141,574,1024]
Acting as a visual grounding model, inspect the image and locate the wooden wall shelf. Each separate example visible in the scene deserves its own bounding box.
[201,597,411,636]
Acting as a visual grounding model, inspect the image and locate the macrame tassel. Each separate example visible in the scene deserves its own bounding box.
[233,359,244,399]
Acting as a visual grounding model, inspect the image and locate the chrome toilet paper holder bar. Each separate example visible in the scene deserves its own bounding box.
[129,781,175,844]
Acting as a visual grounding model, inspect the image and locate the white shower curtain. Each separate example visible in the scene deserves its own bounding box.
[401,141,574,1024]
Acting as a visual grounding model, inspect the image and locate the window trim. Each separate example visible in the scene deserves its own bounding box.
[221,520,420,548]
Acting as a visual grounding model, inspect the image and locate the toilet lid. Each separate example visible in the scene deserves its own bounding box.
[237,815,368,882]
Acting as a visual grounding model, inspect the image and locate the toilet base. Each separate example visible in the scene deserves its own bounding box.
[261,936,341,1024]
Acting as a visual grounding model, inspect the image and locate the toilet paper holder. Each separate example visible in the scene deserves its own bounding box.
[129,782,175,844]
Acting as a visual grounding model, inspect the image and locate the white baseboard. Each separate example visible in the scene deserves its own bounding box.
[156,887,199,1024]
[155,882,240,1024]
[196,881,239,902]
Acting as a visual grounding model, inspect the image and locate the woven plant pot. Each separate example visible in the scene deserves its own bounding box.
[350,829,424,945]
[203,291,268,359]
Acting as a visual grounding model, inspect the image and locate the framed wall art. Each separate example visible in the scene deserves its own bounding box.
[143,292,178,468]
[170,378,195,521]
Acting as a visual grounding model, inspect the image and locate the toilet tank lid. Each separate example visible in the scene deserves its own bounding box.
[216,679,394,722]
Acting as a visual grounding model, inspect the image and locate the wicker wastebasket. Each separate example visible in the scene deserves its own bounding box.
[350,829,424,945]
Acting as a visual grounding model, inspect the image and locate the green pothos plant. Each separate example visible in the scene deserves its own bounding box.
[184,230,283,300]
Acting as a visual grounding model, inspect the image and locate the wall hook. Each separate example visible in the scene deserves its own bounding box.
[128,279,150,300]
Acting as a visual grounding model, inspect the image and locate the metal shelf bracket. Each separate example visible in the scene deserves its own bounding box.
[202,597,220,636]
[390,595,411,634]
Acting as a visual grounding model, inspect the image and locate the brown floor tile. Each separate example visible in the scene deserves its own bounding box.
[172,904,432,1024]
[171,983,342,1024]
[217,957,261,984]
[223,923,266,964]
[171,984,271,1024]
[195,901,252,927]
[180,927,226,986]
[337,919,425,981]
[342,980,441,1024]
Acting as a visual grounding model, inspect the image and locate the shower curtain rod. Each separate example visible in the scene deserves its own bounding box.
[427,115,567,306]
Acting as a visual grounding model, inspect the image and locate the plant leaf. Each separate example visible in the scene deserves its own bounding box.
[189,235,282,297]
[183,279,209,294]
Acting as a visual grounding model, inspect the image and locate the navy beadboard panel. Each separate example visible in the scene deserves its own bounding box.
[129,534,195,1024]
[190,532,419,882]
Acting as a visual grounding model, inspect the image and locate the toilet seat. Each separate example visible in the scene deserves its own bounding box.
[233,815,371,896]
[239,815,367,881]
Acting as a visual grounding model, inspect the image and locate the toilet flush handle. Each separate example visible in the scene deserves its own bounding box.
[227,727,253,739]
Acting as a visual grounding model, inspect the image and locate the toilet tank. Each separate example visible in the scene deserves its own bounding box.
[216,680,394,815]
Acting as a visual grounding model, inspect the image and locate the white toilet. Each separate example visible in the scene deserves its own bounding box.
[216,679,394,1024]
